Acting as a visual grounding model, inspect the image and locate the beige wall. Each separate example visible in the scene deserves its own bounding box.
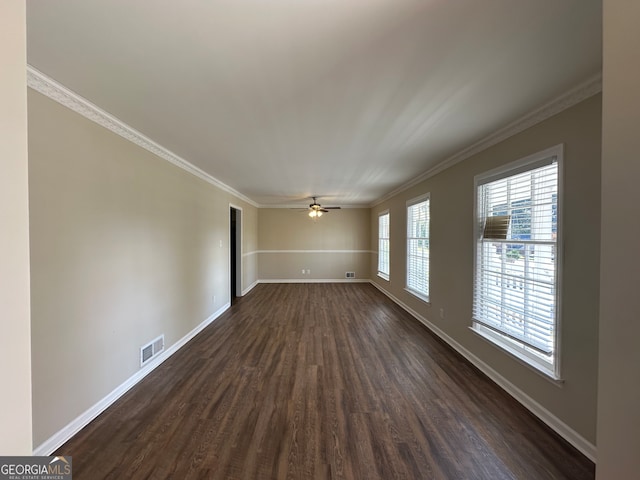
[371,95,602,447]
[258,208,370,281]
[0,1,33,454]
[240,205,259,293]
[28,90,258,447]
[597,1,640,476]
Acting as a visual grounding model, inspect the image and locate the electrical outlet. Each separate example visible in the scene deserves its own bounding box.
[213,295,216,303]
[301,269,305,274]
[440,308,445,319]
[306,269,311,275]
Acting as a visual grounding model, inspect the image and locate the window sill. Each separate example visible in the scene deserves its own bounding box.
[470,325,563,386]
[404,287,430,305]
[377,272,389,281]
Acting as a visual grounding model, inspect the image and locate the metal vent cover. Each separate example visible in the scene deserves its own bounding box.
[140,335,165,367]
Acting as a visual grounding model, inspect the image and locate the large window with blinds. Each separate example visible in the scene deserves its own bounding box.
[473,145,562,378]
[378,211,390,279]
[406,194,430,301]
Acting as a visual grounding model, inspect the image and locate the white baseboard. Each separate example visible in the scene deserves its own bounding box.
[33,302,231,456]
[369,281,597,463]
[241,280,259,296]
[257,278,370,284]
[34,281,597,463]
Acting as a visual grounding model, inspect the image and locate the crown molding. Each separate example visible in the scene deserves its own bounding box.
[26,66,259,208]
[27,65,601,211]
[371,72,602,207]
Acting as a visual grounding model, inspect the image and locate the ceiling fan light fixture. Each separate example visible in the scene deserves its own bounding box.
[306,197,337,218]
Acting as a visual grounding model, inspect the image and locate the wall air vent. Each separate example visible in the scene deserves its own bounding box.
[345,272,356,279]
[140,335,165,367]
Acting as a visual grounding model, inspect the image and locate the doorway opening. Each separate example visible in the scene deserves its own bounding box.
[230,206,242,305]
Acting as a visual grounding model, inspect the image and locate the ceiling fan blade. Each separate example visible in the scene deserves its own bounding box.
[324,206,341,209]
[319,208,329,213]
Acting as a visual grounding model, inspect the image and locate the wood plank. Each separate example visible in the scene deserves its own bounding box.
[56,283,594,479]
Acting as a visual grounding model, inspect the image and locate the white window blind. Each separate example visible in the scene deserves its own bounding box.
[406,195,430,300]
[473,151,559,368]
[378,212,390,277]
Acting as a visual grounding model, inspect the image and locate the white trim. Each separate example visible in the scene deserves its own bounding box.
[403,287,431,305]
[406,192,430,208]
[242,250,258,257]
[27,65,600,213]
[242,280,259,296]
[555,145,565,380]
[470,326,563,386]
[369,281,596,462]
[32,302,230,456]
[258,278,370,284]
[34,277,597,462]
[256,249,373,254]
[26,66,258,208]
[475,144,563,185]
[372,73,602,207]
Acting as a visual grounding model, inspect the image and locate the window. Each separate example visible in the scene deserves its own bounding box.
[473,145,562,378]
[378,211,390,279]
[406,194,430,301]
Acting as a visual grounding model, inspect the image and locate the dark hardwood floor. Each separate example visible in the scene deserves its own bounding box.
[56,283,594,479]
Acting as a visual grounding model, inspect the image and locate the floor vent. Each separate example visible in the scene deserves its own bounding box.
[345,272,356,279]
[140,335,165,367]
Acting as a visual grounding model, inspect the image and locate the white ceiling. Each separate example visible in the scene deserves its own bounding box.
[26,0,601,207]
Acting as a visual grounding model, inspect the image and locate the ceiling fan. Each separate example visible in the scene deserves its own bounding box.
[307,197,341,218]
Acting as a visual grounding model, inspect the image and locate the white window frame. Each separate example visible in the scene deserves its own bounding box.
[405,193,430,303]
[377,210,390,280]
[472,144,563,380]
